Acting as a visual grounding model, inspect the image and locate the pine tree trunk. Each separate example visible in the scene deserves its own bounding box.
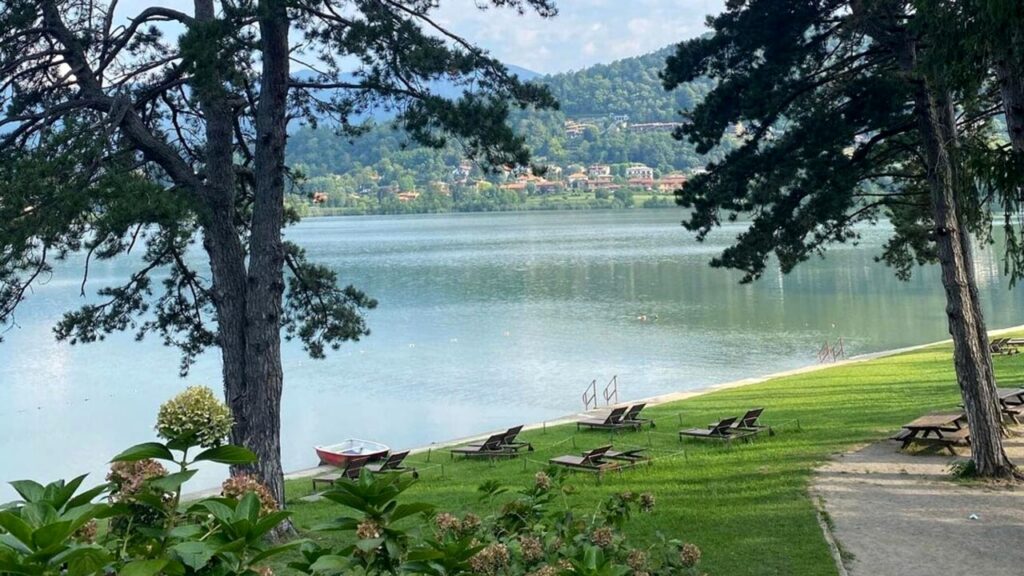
[914,84,1013,477]
[231,0,293,532]
[995,59,1024,155]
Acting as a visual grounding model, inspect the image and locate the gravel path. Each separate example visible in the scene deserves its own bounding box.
[813,437,1024,576]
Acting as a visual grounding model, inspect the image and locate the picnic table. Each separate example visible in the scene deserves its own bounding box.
[997,388,1024,424]
[998,388,1024,406]
[892,412,970,455]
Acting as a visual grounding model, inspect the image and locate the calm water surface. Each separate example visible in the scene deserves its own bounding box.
[1,210,1022,497]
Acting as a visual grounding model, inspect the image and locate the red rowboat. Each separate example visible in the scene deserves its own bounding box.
[315,439,389,466]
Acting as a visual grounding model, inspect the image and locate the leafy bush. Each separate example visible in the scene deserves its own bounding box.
[0,387,706,576]
[0,387,297,576]
[289,469,704,576]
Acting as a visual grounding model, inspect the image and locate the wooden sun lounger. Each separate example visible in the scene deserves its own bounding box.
[622,403,655,429]
[497,425,533,452]
[311,455,372,490]
[549,445,619,474]
[599,447,651,465]
[724,407,772,435]
[366,450,418,477]
[451,431,521,459]
[680,417,750,441]
[577,406,641,432]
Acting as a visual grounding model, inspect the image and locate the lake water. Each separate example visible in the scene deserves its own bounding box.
[2,209,1022,498]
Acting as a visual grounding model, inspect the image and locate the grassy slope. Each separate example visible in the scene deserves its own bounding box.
[276,342,1023,575]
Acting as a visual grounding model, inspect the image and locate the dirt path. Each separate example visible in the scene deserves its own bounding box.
[813,438,1024,575]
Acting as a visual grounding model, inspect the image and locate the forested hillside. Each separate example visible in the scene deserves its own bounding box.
[286,46,736,215]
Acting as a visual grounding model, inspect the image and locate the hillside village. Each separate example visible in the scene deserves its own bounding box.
[298,112,738,214]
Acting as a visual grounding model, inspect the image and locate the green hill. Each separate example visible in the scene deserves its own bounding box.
[285,46,736,215]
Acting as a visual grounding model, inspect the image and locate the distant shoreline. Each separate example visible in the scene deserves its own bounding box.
[292,197,679,218]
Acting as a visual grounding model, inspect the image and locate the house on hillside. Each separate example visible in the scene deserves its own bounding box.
[626,122,682,133]
[625,163,654,180]
[587,164,611,178]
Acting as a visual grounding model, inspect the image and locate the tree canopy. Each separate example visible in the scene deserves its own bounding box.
[0,0,560,506]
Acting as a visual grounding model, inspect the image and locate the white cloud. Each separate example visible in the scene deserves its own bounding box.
[108,0,724,74]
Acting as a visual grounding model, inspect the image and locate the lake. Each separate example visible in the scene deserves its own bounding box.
[1,209,1022,498]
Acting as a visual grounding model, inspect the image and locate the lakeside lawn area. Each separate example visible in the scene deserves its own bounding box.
[274,340,1023,575]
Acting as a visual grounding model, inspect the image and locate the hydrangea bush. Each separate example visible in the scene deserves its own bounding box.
[291,467,705,576]
[0,388,708,576]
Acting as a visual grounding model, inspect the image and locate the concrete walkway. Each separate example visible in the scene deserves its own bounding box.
[813,438,1024,576]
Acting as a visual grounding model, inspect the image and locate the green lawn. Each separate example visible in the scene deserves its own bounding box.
[275,341,1023,575]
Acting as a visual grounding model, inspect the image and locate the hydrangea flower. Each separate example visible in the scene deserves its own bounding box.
[156,386,234,448]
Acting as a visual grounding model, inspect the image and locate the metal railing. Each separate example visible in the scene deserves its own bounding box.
[582,379,598,411]
[603,375,619,406]
[817,338,846,363]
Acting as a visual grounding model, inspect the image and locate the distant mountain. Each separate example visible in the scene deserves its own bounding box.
[540,46,708,123]
[286,44,736,202]
[290,63,540,122]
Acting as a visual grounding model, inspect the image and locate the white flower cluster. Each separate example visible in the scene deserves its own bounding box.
[156,386,234,448]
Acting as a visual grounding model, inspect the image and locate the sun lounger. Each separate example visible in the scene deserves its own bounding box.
[366,450,418,477]
[680,417,750,441]
[622,403,654,428]
[600,447,651,465]
[549,445,619,474]
[576,406,640,432]
[311,455,372,490]
[724,407,771,435]
[451,431,521,459]
[497,425,533,452]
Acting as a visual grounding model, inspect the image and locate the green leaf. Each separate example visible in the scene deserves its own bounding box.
[311,516,359,532]
[309,554,352,573]
[0,533,31,554]
[252,511,291,538]
[0,513,33,547]
[20,502,57,529]
[148,470,197,493]
[167,525,204,540]
[192,445,257,465]
[196,500,235,526]
[356,538,384,553]
[249,539,307,564]
[32,520,75,551]
[170,541,217,571]
[8,481,44,504]
[233,493,260,525]
[110,443,174,463]
[65,484,111,510]
[390,502,434,523]
[120,559,169,576]
[51,475,88,510]
[55,545,112,576]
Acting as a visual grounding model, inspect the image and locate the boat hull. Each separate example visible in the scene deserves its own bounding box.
[315,439,389,466]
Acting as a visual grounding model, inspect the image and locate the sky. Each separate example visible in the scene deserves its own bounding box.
[113,0,725,74]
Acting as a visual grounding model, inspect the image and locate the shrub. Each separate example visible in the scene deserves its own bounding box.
[0,390,707,576]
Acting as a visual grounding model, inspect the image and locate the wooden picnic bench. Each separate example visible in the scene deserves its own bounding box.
[892,412,970,455]
[997,388,1024,424]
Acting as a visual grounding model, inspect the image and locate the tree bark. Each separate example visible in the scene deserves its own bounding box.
[914,83,1013,476]
[995,58,1024,155]
[233,0,292,521]
[851,0,1014,477]
[189,0,256,496]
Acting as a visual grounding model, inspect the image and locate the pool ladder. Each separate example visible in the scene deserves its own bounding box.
[582,375,619,410]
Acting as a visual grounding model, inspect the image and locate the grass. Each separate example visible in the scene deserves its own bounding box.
[273,340,1024,575]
